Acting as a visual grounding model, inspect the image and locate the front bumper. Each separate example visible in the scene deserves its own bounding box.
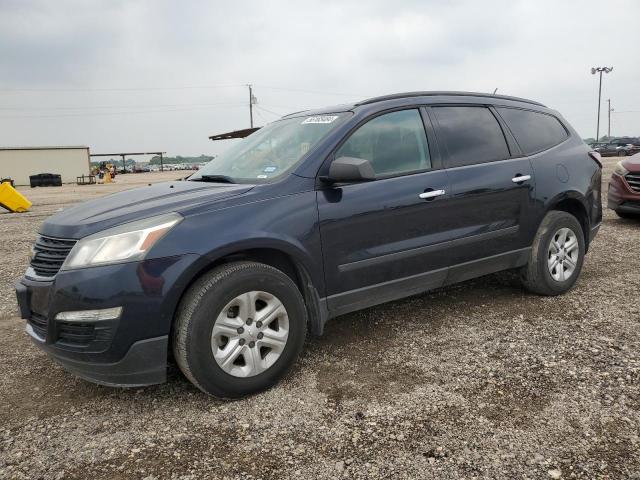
[29,325,168,387]
[607,172,640,212]
[15,254,200,386]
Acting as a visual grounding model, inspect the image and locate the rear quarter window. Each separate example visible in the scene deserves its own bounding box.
[497,107,568,155]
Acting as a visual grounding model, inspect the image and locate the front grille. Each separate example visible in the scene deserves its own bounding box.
[30,235,76,278]
[626,173,640,193]
[28,312,48,339]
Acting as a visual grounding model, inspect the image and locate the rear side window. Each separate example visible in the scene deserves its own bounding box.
[432,106,510,168]
[335,109,431,176]
[497,107,568,155]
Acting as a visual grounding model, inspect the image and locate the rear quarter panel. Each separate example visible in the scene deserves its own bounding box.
[529,135,601,239]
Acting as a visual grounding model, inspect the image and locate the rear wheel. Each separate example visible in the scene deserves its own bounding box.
[617,150,626,157]
[521,211,585,296]
[173,261,307,398]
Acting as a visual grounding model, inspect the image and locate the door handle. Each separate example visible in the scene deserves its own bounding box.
[419,189,446,200]
[511,175,531,183]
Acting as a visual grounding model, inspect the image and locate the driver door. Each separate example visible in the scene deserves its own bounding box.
[317,108,456,316]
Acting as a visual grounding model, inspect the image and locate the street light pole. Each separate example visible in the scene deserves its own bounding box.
[591,67,613,142]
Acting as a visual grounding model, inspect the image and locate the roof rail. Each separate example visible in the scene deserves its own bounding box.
[355,91,546,108]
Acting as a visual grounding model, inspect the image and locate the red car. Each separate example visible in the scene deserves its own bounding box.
[608,153,640,218]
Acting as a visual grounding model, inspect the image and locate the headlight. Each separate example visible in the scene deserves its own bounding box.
[61,212,182,270]
[614,161,629,176]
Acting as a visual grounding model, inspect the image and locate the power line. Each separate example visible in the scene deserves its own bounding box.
[0,84,363,96]
[0,104,246,119]
[253,108,269,124]
[0,101,246,111]
[0,84,245,93]
[255,85,360,97]
[6,102,246,111]
[255,105,285,117]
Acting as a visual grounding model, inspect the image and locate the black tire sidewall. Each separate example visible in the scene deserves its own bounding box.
[186,266,306,398]
[536,214,585,294]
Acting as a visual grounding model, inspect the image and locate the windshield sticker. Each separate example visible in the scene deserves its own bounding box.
[263,166,277,173]
[302,115,338,124]
[257,174,268,179]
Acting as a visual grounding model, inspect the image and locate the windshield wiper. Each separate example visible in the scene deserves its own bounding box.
[192,174,237,184]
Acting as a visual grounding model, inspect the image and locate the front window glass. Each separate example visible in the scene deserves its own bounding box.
[190,113,350,183]
[335,109,431,176]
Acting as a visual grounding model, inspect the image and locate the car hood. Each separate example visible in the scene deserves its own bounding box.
[40,180,254,239]
[622,153,640,172]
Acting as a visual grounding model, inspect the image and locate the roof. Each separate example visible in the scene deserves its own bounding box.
[281,91,547,120]
[355,91,546,107]
[0,145,89,151]
[209,127,261,141]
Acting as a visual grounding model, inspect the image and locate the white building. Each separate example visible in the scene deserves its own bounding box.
[0,146,91,186]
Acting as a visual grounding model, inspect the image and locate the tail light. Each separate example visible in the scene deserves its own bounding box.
[588,151,603,168]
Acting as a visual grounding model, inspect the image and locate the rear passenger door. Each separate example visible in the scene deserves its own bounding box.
[429,105,535,283]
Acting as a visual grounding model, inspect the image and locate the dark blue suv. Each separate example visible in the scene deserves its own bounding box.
[15,92,602,397]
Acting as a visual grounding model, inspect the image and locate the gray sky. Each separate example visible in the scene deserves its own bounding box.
[1,0,639,157]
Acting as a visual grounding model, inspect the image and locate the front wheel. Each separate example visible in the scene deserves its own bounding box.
[173,261,307,398]
[521,211,585,296]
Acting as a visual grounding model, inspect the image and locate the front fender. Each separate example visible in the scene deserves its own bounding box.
[200,233,324,293]
[149,190,326,311]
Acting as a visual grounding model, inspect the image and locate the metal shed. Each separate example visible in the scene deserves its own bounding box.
[0,146,91,186]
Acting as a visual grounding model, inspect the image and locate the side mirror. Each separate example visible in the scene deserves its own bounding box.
[326,157,376,183]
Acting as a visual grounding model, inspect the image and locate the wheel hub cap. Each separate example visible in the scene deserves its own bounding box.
[211,290,289,378]
[547,227,579,282]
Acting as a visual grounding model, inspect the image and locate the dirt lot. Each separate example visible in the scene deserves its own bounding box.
[1,162,638,479]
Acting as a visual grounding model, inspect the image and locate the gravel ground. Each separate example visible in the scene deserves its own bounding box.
[1,162,639,479]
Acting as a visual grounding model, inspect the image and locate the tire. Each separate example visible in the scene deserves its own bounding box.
[616,210,638,219]
[617,150,626,157]
[173,261,307,398]
[521,211,585,296]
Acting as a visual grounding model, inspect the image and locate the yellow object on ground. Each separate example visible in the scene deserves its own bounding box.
[0,182,32,212]
[104,171,112,183]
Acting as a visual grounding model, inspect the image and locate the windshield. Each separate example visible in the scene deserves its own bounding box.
[190,113,351,183]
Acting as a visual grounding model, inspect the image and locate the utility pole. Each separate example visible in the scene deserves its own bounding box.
[590,67,613,141]
[247,84,258,128]
[607,99,612,138]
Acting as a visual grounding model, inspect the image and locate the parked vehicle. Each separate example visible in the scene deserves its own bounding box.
[607,154,640,218]
[592,139,640,157]
[15,91,602,397]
